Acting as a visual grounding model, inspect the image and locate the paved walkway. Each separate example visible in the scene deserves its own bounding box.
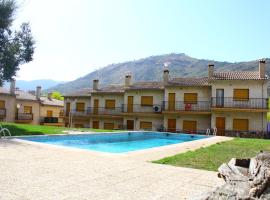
[0,136,231,200]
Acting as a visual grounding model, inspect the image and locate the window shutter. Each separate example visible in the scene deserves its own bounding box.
[233,119,249,131]
[140,121,152,129]
[76,102,85,111]
[24,106,32,114]
[104,122,114,130]
[184,93,198,104]
[105,100,116,109]
[141,96,153,106]
[233,89,249,100]
[0,100,5,109]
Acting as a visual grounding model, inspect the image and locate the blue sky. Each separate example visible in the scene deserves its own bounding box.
[14,0,270,81]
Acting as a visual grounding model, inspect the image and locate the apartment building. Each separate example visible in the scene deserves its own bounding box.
[0,82,64,125]
[63,60,269,135]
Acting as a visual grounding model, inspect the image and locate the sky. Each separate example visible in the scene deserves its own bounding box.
[13,0,270,81]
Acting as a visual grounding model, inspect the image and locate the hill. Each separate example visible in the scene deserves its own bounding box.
[46,53,270,94]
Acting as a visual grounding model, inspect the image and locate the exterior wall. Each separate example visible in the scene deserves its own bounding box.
[211,80,268,98]
[164,87,211,102]
[16,100,40,125]
[40,105,64,123]
[123,116,164,131]
[72,118,90,128]
[0,94,16,122]
[211,112,267,132]
[164,114,211,132]
[90,93,124,109]
[124,90,163,106]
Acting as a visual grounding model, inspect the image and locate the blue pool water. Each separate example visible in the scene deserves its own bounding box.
[18,132,209,153]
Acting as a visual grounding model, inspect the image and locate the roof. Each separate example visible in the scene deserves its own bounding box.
[92,85,124,94]
[125,81,164,90]
[0,87,14,95]
[63,88,92,97]
[40,96,64,107]
[211,71,269,80]
[15,90,38,101]
[168,77,209,87]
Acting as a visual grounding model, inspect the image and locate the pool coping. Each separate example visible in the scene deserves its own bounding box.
[12,134,233,161]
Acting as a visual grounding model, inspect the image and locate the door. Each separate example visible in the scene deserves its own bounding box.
[66,102,70,116]
[216,89,224,107]
[92,121,99,129]
[183,120,197,133]
[127,120,134,130]
[93,99,99,114]
[168,93,175,111]
[167,119,176,132]
[127,96,133,113]
[216,117,225,136]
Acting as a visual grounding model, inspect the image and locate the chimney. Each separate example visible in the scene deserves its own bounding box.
[208,64,214,78]
[10,79,15,94]
[125,74,132,87]
[48,92,52,100]
[259,59,266,79]
[93,79,99,90]
[163,65,169,85]
[36,86,41,100]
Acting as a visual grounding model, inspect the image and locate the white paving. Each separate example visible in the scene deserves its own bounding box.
[0,136,232,200]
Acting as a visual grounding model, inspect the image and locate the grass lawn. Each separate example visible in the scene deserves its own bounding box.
[1,122,120,136]
[153,138,270,171]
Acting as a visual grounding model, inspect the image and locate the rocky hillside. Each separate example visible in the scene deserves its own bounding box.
[46,53,270,94]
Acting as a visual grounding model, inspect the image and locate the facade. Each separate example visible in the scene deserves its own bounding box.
[63,60,269,136]
[0,82,64,125]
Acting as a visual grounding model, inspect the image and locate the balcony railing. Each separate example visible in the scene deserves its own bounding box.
[16,113,33,121]
[121,104,163,113]
[87,107,122,115]
[163,101,211,112]
[0,108,6,117]
[211,97,268,109]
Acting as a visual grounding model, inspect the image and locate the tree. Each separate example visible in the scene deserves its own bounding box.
[0,0,34,86]
[51,91,64,101]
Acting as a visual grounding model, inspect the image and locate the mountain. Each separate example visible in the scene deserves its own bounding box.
[46,53,270,94]
[5,79,66,91]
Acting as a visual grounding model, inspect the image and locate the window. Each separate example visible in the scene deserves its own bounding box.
[141,96,153,106]
[24,106,32,114]
[105,99,115,109]
[47,110,53,117]
[74,124,84,128]
[104,122,114,130]
[233,119,249,131]
[183,120,197,132]
[76,102,85,112]
[184,93,198,104]
[140,121,152,130]
[233,89,249,101]
[0,100,5,109]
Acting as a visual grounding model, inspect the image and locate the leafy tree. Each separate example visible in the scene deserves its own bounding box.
[0,0,35,86]
[51,91,64,101]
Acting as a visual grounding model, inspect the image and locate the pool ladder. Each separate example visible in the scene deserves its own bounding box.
[0,124,11,139]
[206,128,217,136]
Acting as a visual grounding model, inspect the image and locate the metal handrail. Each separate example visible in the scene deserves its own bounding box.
[0,124,11,139]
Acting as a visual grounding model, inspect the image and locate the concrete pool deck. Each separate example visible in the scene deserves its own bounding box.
[0,135,232,200]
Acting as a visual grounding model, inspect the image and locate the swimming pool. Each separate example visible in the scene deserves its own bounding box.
[18,132,209,153]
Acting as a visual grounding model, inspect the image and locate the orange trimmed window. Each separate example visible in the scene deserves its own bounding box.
[184,93,198,104]
[0,100,5,109]
[140,121,152,129]
[76,102,85,112]
[47,110,53,117]
[141,96,153,106]
[24,106,32,114]
[105,99,115,109]
[233,89,249,101]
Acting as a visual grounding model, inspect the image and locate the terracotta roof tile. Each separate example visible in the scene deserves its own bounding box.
[92,85,124,94]
[63,88,92,97]
[211,71,269,80]
[126,81,164,90]
[15,90,38,101]
[40,97,64,107]
[168,77,209,87]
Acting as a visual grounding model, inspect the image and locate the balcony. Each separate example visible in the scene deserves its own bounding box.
[211,97,268,111]
[87,107,122,115]
[121,104,163,114]
[16,113,33,121]
[163,101,211,113]
[0,108,6,118]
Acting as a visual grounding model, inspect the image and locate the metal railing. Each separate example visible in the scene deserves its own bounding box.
[87,107,122,115]
[121,104,163,113]
[0,108,6,117]
[211,97,268,109]
[16,113,33,120]
[163,101,211,112]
